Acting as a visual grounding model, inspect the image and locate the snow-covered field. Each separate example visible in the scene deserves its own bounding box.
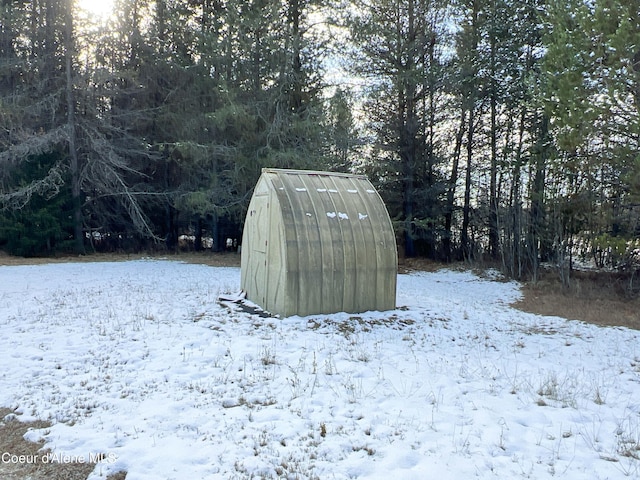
[1,259,640,479]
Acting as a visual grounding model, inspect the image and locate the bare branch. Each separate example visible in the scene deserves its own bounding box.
[0,162,66,210]
[0,126,69,169]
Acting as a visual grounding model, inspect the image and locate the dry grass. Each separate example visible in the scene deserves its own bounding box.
[0,408,125,480]
[0,250,241,268]
[512,268,640,330]
[397,256,448,274]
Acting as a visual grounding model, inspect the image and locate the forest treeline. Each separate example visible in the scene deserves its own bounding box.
[1,0,639,285]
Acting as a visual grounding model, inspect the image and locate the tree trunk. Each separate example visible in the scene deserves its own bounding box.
[529,114,549,282]
[461,105,474,261]
[488,27,499,260]
[460,0,479,262]
[211,212,220,252]
[401,0,418,258]
[444,108,466,262]
[509,107,526,279]
[288,0,303,114]
[194,216,203,251]
[64,0,84,254]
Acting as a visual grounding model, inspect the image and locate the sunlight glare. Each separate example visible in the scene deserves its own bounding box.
[77,0,116,22]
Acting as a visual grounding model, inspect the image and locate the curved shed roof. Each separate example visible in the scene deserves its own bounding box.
[241,168,397,317]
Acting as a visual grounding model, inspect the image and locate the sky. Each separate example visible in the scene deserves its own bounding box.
[77,0,116,22]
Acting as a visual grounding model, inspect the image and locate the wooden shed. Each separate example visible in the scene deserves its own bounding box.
[240,168,397,317]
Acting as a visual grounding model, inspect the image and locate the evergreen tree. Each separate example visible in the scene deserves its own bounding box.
[1,0,166,254]
[0,151,75,256]
[0,0,79,252]
[326,87,357,172]
[543,0,640,274]
[348,0,449,257]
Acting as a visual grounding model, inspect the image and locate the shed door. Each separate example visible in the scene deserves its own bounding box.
[251,194,269,305]
[254,194,269,253]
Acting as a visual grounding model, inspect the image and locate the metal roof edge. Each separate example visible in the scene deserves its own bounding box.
[261,168,368,180]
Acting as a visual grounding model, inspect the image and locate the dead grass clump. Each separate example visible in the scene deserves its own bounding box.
[513,268,640,330]
[398,256,449,274]
[0,408,126,480]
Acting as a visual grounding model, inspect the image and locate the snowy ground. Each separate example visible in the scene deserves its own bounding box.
[1,259,640,479]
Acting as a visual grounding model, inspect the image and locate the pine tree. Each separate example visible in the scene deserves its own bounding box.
[327,88,357,172]
[348,0,449,257]
[0,151,75,256]
[543,0,640,274]
[0,0,78,253]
